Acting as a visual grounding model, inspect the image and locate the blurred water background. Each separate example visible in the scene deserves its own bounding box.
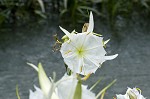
[0,0,150,99]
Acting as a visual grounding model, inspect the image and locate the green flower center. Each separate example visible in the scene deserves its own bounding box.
[76,47,85,57]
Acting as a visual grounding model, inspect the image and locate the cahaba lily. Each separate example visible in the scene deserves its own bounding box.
[60,11,118,75]
[28,63,95,99]
[116,87,146,99]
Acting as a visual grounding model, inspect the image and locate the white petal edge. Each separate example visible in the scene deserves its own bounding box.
[27,62,38,72]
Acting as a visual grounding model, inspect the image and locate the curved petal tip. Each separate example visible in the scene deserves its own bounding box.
[105,54,118,60]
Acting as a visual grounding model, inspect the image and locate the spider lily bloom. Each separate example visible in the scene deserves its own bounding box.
[60,11,118,75]
[116,87,146,99]
[57,74,95,99]
[29,86,54,99]
[28,63,95,99]
[29,63,59,99]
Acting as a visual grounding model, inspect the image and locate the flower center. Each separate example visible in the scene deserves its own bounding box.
[76,47,85,57]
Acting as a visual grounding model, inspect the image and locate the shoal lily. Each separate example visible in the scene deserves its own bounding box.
[116,87,146,99]
[28,63,95,99]
[60,11,118,75]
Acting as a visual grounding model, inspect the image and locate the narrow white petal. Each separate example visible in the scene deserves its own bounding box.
[104,39,110,45]
[104,54,118,60]
[27,62,38,72]
[59,26,72,39]
[87,11,94,33]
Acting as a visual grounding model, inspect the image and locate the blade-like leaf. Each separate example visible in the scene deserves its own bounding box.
[96,79,117,99]
[90,77,103,91]
[34,10,47,19]
[16,85,21,99]
[100,91,106,99]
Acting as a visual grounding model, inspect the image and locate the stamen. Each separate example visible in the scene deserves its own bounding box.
[80,66,83,72]
[65,50,72,55]
[82,73,91,81]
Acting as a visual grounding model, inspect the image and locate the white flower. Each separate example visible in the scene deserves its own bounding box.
[28,63,95,99]
[29,86,45,99]
[60,11,118,75]
[57,74,95,99]
[29,63,59,99]
[116,87,146,99]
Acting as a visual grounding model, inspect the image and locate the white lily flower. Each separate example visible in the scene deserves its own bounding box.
[29,63,96,99]
[29,63,59,99]
[29,86,45,99]
[57,74,95,99]
[116,87,146,99]
[60,11,118,75]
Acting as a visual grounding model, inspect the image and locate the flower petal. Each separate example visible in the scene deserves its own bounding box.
[104,39,110,45]
[116,94,127,99]
[83,34,104,50]
[87,11,94,33]
[82,85,95,99]
[59,26,72,39]
[27,62,38,72]
[64,54,82,74]
[57,74,95,99]
[29,86,44,99]
[38,63,51,97]
[57,74,78,99]
[104,54,118,60]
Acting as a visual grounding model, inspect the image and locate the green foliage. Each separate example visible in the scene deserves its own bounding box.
[59,0,150,27]
[96,79,117,99]
[0,0,46,26]
[0,0,150,27]
[59,0,101,27]
[16,85,21,99]
[101,0,150,20]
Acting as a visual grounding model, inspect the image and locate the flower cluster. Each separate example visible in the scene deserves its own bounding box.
[17,11,146,99]
[29,63,95,99]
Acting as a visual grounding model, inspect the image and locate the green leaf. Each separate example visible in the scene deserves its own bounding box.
[96,79,117,99]
[90,77,103,91]
[16,85,21,99]
[34,10,47,19]
[78,6,103,16]
[60,9,68,17]
[73,81,82,99]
